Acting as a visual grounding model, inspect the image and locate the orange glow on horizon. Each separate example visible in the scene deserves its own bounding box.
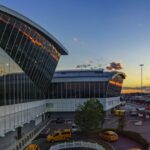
[121,89,141,94]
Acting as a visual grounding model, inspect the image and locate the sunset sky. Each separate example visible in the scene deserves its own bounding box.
[1,0,150,92]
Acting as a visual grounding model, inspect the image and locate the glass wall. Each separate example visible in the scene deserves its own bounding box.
[0,47,46,106]
[0,11,63,105]
[0,11,60,92]
[106,75,123,97]
[48,81,108,99]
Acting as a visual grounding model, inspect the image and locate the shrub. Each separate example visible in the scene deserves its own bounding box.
[75,98,105,133]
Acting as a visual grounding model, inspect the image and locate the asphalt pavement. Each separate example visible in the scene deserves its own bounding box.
[30,103,150,150]
[111,136,142,150]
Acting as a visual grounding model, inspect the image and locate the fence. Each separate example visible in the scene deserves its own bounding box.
[49,141,105,150]
[6,120,50,150]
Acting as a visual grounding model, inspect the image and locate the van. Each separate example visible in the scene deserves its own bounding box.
[47,129,71,142]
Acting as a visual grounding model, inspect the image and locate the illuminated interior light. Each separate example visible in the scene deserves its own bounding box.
[109,80,122,87]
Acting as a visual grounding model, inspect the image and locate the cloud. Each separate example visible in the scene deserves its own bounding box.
[76,58,110,70]
[106,62,123,71]
[73,37,79,42]
[85,59,93,65]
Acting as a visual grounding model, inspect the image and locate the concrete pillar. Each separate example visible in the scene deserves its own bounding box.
[16,126,22,140]
[42,113,45,121]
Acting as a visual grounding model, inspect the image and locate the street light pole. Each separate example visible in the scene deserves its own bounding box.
[139,64,144,95]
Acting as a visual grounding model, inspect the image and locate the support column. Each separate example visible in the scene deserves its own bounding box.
[42,113,45,121]
[16,126,22,140]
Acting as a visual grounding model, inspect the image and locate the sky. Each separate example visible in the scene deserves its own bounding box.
[0,0,150,92]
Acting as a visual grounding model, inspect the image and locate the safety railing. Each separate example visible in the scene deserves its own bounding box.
[49,141,105,150]
[6,120,50,150]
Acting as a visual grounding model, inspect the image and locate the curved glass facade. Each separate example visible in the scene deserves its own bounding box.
[106,75,123,97]
[0,10,67,106]
[47,70,125,100]
[0,12,61,93]
[0,6,68,137]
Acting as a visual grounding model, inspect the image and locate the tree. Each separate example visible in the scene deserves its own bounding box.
[74,98,105,133]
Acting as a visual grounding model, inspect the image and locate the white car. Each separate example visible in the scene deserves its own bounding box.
[130,111,138,116]
[65,119,73,124]
[71,123,80,133]
[134,121,143,126]
[137,107,145,111]
[138,113,144,117]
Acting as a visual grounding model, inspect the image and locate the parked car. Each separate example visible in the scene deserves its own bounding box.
[120,101,126,106]
[55,117,65,124]
[25,144,40,150]
[101,131,119,142]
[130,110,138,116]
[134,121,143,126]
[137,107,145,111]
[47,129,72,142]
[128,148,142,150]
[114,109,125,116]
[71,123,80,133]
[65,119,73,124]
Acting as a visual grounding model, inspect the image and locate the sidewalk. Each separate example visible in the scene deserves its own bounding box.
[103,115,118,129]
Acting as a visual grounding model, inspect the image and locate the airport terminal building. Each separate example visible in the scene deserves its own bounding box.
[47,69,126,112]
[0,5,68,137]
[0,5,126,148]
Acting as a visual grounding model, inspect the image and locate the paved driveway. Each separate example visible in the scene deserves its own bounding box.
[122,103,150,144]
[111,136,142,150]
[32,107,150,150]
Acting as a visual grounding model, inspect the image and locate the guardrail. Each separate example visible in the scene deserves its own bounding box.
[49,141,105,150]
[6,120,50,150]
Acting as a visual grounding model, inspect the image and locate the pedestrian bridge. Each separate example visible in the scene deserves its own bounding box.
[49,141,105,150]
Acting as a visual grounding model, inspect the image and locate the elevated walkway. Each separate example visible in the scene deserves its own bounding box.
[1,119,49,150]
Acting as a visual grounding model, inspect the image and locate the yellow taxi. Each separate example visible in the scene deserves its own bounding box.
[47,129,71,142]
[25,143,40,150]
[114,109,125,116]
[101,131,119,142]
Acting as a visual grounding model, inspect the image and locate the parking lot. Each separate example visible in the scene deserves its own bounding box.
[30,104,148,150]
[111,135,142,150]
[32,118,75,150]
[123,103,150,144]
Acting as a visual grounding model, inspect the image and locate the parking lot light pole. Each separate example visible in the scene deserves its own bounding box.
[139,64,144,95]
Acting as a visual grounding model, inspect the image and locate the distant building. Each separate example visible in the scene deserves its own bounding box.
[47,69,126,112]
